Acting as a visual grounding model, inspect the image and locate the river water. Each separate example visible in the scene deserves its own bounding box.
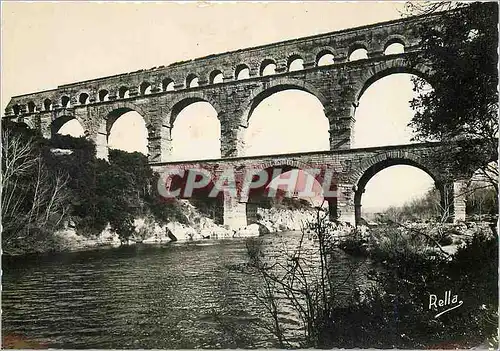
[2,231,372,349]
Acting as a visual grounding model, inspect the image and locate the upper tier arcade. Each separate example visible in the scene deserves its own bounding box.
[3,12,436,162]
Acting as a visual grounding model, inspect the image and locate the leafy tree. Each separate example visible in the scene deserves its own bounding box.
[109,149,153,203]
[42,135,108,235]
[2,121,221,252]
[408,2,498,192]
[1,124,70,254]
[466,186,498,218]
[380,187,442,223]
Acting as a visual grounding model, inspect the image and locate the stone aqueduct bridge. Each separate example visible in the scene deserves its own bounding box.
[4,13,473,228]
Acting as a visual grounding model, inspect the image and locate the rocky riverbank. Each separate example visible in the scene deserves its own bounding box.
[335,220,495,260]
[43,202,321,254]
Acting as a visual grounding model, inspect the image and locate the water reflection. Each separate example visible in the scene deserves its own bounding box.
[2,232,372,349]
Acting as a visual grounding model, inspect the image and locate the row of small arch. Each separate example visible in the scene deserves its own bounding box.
[11,41,405,114]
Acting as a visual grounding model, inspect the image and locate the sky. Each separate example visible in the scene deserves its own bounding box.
[1,1,436,212]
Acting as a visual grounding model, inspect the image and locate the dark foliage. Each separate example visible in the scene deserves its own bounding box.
[243,205,497,348]
[2,122,71,254]
[466,186,498,217]
[188,196,223,224]
[409,2,498,190]
[144,172,190,225]
[325,229,498,348]
[2,123,196,252]
[257,188,313,210]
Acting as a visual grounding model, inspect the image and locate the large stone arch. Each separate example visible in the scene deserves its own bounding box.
[349,149,444,224]
[313,47,336,65]
[51,115,86,137]
[350,150,441,187]
[240,77,328,128]
[164,94,222,162]
[231,159,328,228]
[165,93,222,128]
[345,58,432,150]
[237,78,330,157]
[92,101,152,160]
[100,101,152,130]
[353,57,432,103]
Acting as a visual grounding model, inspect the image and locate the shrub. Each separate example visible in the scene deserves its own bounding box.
[367,224,432,263]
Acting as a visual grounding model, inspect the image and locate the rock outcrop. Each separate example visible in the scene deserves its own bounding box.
[256,208,317,232]
[48,201,321,253]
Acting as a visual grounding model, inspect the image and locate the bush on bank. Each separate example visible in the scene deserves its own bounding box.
[362,228,496,348]
[322,223,498,348]
[1,122,199,255]
[241,211,498,348]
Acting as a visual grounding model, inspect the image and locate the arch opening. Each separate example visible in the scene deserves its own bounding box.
[246,166,326,225]
[465,162,498,221]
[210,70,224,84]
[170,100,221,161]
[260,60,276,76]
[288,56,304,72]
[384,41,405,55]
[353,73,432,148]
[186,74,199,88]
[52,116,85,138]
[162,78,175,92]
[349,48,368,61]
[356,163,438,224]
[79,93,89,105]
[27,101,36,113]
[266,169,325,206]
[244,88,329,157]
[118,86,130,99]
[99,90,109,102]
[107,108,148,155]
[61,96,71,108]
[235,64,250,80]
[317,51,335,66]
[12,104,20,115]
[140,82,152,95]
[44,99,52,111]
[189,193,224,225]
